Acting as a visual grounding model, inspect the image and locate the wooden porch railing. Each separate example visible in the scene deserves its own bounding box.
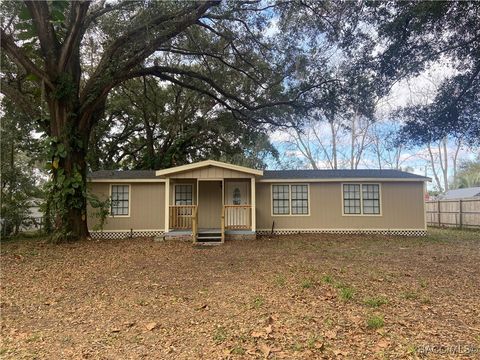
[192,206,198,243]
[221,206,225,243]
[169,205,197,230]
[224,205,252,230]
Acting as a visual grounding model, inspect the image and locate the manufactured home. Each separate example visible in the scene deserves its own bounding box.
[87,160,429,242]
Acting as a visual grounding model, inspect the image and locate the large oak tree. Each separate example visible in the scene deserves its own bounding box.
[1,0,334,240]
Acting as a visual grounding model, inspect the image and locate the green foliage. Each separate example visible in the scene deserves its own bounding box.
[87,193,110,231]
[368,2,480,143]
[366,315,384,329]
[252,296,264,309]
[321,275,334,284]
[301,278,313,289]
[337,285,355,301]
[452,157,480,189]
[52,73,77,101]
[88,79,278,171]
[364,296,388,308]
[212,327,227,344]
[0,99,44,238]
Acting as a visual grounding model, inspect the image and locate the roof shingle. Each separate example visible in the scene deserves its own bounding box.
[89,168,429,181]
[262,169,428,180]
[88,170,157,179]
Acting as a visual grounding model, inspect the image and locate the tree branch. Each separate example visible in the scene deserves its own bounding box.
[24,1,59,76]
[59,1,91,71]
[0,28,54,89]
[126,66,306,112]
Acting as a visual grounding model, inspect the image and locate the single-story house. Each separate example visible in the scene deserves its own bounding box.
[87,160,429,242]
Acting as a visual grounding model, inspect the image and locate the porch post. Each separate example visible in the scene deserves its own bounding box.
[251,177,256,232]
[165,178,170,232]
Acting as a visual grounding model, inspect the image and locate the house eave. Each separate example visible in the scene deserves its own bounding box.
[257,177,430,183]
[88,179,166,183]
[155,160,263,177]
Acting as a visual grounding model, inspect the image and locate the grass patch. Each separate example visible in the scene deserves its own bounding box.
[252,296,264,309]
[402,291,419,300]
[321,275,334,284]
[324,318,334,327]
[364,296,388,308]
[301,278,314,289]
[292,342,303,352]
[213,327,227,344]
[338,286,355,301]
[366,315,384,329]
[274,274,286,287]
[306,335,318,349]
[231,345,245,355]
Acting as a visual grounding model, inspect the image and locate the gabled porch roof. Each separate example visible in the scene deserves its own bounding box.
[155,160,263,177]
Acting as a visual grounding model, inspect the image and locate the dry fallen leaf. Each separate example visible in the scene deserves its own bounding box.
[259,343,271,358]
[332,349,348,356]
[265,324,273,335]
[376,339,389,349]
[325,330,337,339]
[145,322,157,331]
[251,330,263,338]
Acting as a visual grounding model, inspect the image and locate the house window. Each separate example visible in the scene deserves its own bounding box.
[343,184,381,215]
[362,184,380,214]
[175,184,193,205]
[111,185,129,216]
[272,184,309,215]
[233,188,241,205]
[291,185,308,214]
[272,185,290,214]
[343,184,361,214]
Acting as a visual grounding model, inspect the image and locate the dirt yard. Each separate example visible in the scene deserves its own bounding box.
[1,228,479,359]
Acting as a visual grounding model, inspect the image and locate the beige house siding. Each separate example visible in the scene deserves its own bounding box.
[168,165,252,179]
[255,181,425,230]
[87,178,425,233]
[87,182,165,231]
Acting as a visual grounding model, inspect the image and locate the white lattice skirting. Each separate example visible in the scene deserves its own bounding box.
[256,229,427,237]
[90,230,164,240]
[91,229,427,240]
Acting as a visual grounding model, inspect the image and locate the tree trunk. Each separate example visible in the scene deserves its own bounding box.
[329,119,338,169]
[350,116,355,169]
[64,149,89,240]
[48,97,91,241]
[142,77,156,169]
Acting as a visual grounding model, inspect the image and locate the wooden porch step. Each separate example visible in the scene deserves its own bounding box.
[196,231,222,242]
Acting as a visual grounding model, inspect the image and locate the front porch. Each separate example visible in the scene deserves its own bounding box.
[164,227,256,243]
[166,200,256,243]
[157,160,261,243]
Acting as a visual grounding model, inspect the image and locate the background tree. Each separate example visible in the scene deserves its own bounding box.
[451,156,480,189]
[87,78,278,170]
[366,1,480,143]
[0,98,45,237]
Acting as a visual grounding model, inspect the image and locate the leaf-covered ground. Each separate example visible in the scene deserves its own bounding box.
[1,228,479,359]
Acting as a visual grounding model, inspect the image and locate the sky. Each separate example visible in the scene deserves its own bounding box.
[265,63,478,191]
[260,8,478,191]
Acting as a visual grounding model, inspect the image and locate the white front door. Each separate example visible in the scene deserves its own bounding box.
[225,181,250,228]
[225,181,249,205]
